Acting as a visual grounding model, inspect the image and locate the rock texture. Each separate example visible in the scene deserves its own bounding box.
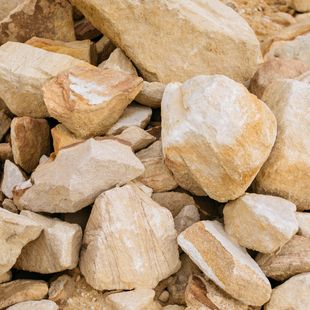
[0,271,11,284]
[135,81,165,108]
[7,300,59,310]
[291,0,310,12]
[80,183,180,290]
[0,143,13,162]
[296,212,310,237]
[162,75,277,201]
[174,205,200,235]
[71,0,262,84]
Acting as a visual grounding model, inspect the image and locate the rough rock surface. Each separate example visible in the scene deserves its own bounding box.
[291,0,310,12]
[7,300,59,310]
[135,81,165,108]
[0,143,13,161]
[162,75,277,201]
[174,205,200,235]
[296,212,310,237]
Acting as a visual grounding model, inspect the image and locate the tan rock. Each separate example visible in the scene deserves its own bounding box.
[269,12,296,26]
[296,212,310,237]
[48,275,76,306]
[136,141,177,192]
[0,208,42,274]
[7,300,58,310]
[0,110,10,141]
[174,205,200,235]
[135,81,165,108]
[0,280,48,309]
[43,66,143,138]
[0,143,12,162]
[74,18,101,41]
[264,273,310,310]
[295,12,310,23]
[71,0,262,84]
[106,103,152,135]
[11,117,50,173]
[254,79,310,210]
[80,183,180,290]
[14,138,144,213]
[291,0,310,12]
[256,235,310,281]
[178,220,271,306]
[163,306,184,310]
[95,36,116,63]
[297,69,310,83]
[223,193,298,253]
[0,0,75,45]
[162,75,277,201]
[2,199,18,214]
[0,271,11,284]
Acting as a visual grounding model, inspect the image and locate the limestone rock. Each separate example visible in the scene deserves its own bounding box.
[295,12,310,23]
[296,212,310,237]
[162,75,277,201]
[223,193,298,253]
[0,143,12,161]
[14,138,144,213]
[2,199,18,214]
[291,0,310,12]
[163,306,184,310]
[11,117,50,173]
[1,160,26,199]
[0,0,75,45]
[0,110,10,141]
[0,271,11,284]
[74,18,101,41]
[80,183,180,290]
[136,141,177,192]
[178,220,271,306]
[43,66,142,138]
[174,205,200,235]
[0,280,48,309]
[256,235,310,281]
[15,211,82,274]
[7,300,58,310]
[71,0,262,84]
[95,36,116,63]
[254,79,310,210]
[135,81,165,108]
[48,275,76,306]
[0,208,42,274]
[264,273,310,310]
[106,103,152,135]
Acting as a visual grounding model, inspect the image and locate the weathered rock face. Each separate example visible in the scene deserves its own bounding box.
[223,193,298,253]
[71,0,262,84]
[174,205,200,235]
[178,220,271,306]
[0,0,75,45]
[43,66,143,138]
[7,300,59,310]
[296,212,310,237]
[80,183,180,290]
[135,81,165,108]
[162,75,277,201]
[254,79,310,210]
[291,0,310,12]
[14,138,144,213]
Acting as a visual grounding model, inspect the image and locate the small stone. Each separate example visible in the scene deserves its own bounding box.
[74,18,101,41]
[174,205,200,235]
[0,143,12,161]
[11,117,50,173]
[296,212,310,237]
[7,300,59,310]
[291,0,310,12]
[135,81,165,108]
[163,306,185,310]
[49,275,76,305]
[95,36,116,63]
[158,290,170,303]
[0,110,10,141]
[0,271,11,284]
[295,12,310,23]
[2,199,18,214]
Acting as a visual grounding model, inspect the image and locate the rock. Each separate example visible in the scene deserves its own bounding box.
[15,211,82,274]
[1,160,26,199]
[0,143,12,161]
[0,271,11,284]
[43,66,143,138]
[71,0,262,84]
[152,192,195,217]
[297,70,310,83]
[264,272,310,310]
[223,193,298,253]
[2,199,18,214]
[178,220,271,306]
[80,183,180,290]
[74,18,101,41]
[295,12,310,23]
[0,280,48,309]
[174,205,200,235]
[249,58,309,98]
[7,300,59,310]
[26,37,96,64]
[11,117,50,173]
[256,235,310,281]
[99,48,137,75]
[0,0,75,45]
[296,212,310,237]
[269,12,296,26]
[291,0,310,12]
[0,110,10,141]
[136,141,177,192]
[0,208,42,274]
[48,275,76,306]
[158,290,170,303]
[95,36,116,63]
[162,75,277,201]
[106,103,152,135]
[163,306,184,310]
[135,81,165,108]
[254,79,310,210]
[115,126,156,152]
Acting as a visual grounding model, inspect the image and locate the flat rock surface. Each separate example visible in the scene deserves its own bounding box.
[7,300,58,310]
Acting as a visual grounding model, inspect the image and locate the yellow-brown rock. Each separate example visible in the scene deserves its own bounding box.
[135,81,165,108]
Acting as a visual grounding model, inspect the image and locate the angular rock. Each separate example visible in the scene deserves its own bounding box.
[135,81,165,108]
[136,141,177,192]
[291,0,310,12]
[162,75,277,201]
[223,193,298,253]
[296,212,310,237]
[0,143,12,161]
[0,0,75,45]
[48,275,76,306]
[178,220,271,306]
[14,138,144,213]
[0,271,11,284]
[0,42,87,117]
[7,300,58,310]
[0,280,48,309]
[11,117,50,173]
[95,36,116,63]
[15,211,82,274]
[106,103,152,135]
[74,18,101,41]
[80,183,180,290]
[0,110,10,141]
[254,79,310,210]
[0,208,42,274]
[1,199,17,213]
[71,0,262,84]
[174,205,200,235]
[43,66,143,138]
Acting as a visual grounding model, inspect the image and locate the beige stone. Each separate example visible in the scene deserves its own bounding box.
[71,0,262,84]
[162,75,277,201]
[269,12,296,26]
[0,271,11,284]
[95,36,116,63]
[174,205,200,235]
[297,69,310,83]
[7,300,58,310]
[2,199,18,214]
[178,220,271,306]
[80,183,180,290]
[48,275,76,306]
[223,193,298,253]
[0,0,75,45]
[135,81,165,108]
[163,306,184,310]
[264,273,310,310]
[0,143,12,161]
[0,280,48,309]
[291,0,310,12]
[44,66,142,138]
[74,18,101,41]
[11,117,50,173]
[0,110,10,141]
[14,138,144,213]
[296,212,310,237]
[254,79,310,210]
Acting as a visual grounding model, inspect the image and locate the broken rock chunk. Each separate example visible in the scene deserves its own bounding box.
[174,205,200,235]
[7,300,59,310]
[135,81,165,108]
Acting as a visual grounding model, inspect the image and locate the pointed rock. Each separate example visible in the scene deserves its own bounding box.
[7,300,58,310]
[136,81,165,108]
